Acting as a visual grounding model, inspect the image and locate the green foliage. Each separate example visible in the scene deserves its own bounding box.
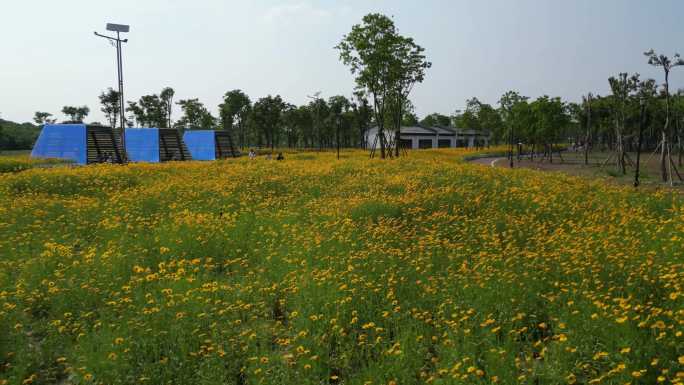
[337,13,430,157]
[61,105,89,123]
[32,112,55,125]
[175,98,215,130]
[419,113,451,128]
[0,119,41,150]
[126,88,175,128]
[219,90,251,147]
[250,95,286,150]
[99,88,121,128]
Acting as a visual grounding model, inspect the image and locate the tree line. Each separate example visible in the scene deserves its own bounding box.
[18,13,684,175]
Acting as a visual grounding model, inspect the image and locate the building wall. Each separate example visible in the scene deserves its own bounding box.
[365,127,490,150]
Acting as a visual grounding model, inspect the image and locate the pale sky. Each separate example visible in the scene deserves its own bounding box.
[2,0,683,124]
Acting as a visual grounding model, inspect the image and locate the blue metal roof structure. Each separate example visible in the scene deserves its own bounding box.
[125,128,160,163]
[31,124,88,164]
[183,130,216,160]
[125,128,192,162]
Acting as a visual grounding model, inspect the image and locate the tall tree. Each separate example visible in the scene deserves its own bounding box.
[176,98,214,130]
[160,87,175,128]
[328,95,351,158]
[608,73,638,174]
[61,105,89,123]
[352,92,373,148]
[634,78,657,187]
[33,111,55,125]
[251,95,285,151]
[644,49,684,183]
[582,93,593,165]
[99,88,121,128]
[219,90,252,148]
[499,91,529,167]
[390,38,431,156]
[307,94,328,150]
[337,13,399,158]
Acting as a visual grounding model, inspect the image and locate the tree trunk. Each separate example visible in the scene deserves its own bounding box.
[634,103,647,187]
[661,70,671,182]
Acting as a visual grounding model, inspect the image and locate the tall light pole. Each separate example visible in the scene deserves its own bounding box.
[95,23,129,158]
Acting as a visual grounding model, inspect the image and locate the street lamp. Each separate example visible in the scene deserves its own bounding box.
[95,23,129,158]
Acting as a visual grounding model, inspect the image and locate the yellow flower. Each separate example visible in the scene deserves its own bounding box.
[620,347,631,354]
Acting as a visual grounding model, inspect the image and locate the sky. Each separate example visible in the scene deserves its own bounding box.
[2,0,684,124]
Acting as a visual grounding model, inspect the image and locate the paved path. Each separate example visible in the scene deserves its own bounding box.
[469,156,506,168]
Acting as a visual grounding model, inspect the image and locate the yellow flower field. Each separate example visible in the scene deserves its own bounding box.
[0,154,71,174]
[0,149,682,385]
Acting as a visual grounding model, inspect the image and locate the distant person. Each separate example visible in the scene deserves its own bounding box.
[276,152,284,161]
[248,149,256,159]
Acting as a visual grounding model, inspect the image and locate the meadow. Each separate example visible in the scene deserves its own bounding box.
[0,149,682,385]
[0,153,71,174]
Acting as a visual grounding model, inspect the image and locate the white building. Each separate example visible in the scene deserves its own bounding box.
[364,126,490,150]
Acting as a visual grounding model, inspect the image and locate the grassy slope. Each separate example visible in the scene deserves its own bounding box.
[0,149,682,385]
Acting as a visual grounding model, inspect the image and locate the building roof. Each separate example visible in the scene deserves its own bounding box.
[367,126,491,137]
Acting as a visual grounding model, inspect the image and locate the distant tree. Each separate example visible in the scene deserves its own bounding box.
[420,113,451,128]
[529,96,568,162]
[219,90,251,148]
[126,101,145,127]
[328,95,351,158]
[387,34,431,156]
[581,93,593,165]
[644,49,684,183]
[634,78,658,187]
[455,98,483,130]
[499,90,529,167]
[281,104,300,148]
[176,98,214,130]
[402,111,419,126]
[307,94,329,149]
[139,95,166,127]
[608,73,638,174]
[251,95,285,151]
[477,103,503,142]
[125,89,174,128]
[99,88,121,128]
[61,105,89,123]
[160,87,175,128]
[352,92,373,147]
[33,111,55,125]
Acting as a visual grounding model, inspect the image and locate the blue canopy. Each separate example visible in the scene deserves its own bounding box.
[31,124,87,165]
[125,128,160,163]
[183,130,216,160]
